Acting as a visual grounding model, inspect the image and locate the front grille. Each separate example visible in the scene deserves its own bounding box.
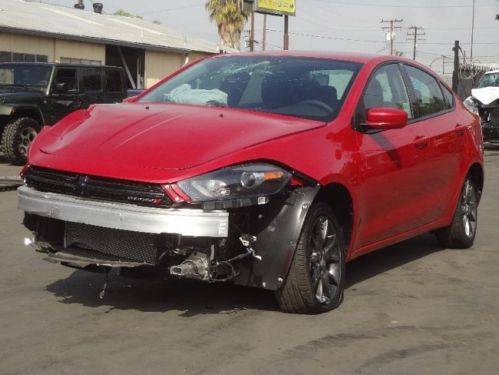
[26,167,172,208]
[65,222,159,264]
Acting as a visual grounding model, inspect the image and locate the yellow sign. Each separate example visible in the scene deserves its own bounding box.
[256,0,296,16]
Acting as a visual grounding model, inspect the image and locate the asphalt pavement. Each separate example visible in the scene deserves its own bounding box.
[0,150,498,375]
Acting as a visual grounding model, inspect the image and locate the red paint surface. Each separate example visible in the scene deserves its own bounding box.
[27,52,484,260]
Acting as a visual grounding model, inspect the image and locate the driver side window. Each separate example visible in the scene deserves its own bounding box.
[53,68,78,93]
[363,64,413,119]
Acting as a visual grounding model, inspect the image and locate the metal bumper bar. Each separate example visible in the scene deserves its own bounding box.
[18,185,229,237]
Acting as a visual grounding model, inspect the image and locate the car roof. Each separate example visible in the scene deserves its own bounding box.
[0,62,121,69]
[483,70,499,75]
[220,51,409,65]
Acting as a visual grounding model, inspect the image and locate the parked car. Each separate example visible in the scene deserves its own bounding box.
[0,63,127,164]
[18,52,484,313]
[463,69,499,142]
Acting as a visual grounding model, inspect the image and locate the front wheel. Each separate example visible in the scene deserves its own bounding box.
[276,202,346,314]
[1,117,40,165]
[436,178,478,249]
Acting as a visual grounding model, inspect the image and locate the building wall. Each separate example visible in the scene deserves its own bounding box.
[0,31,216,88]
[55,39,105,64]
[144,50,213,88]
[0,32,105,64]
[0,33,54,61]
[144,50,184,88]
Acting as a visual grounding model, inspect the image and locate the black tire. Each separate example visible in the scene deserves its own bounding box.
[1,117,40,165]
[436,177,478,249]
[276,202,346,314]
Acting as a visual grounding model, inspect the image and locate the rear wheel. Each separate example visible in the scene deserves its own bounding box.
[1,117,40,165]
[276,202,346,314]
[436,178,478,249]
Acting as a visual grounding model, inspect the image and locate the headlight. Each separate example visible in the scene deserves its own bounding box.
[173,163,291,207]
[463,96,479,115]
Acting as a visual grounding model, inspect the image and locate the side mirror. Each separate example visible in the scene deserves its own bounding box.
[364,107,408,130]
[54,82,68,93]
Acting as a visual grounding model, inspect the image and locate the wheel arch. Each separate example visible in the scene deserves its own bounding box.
[467,162,484,202]
[313,182,355,253]
[11,106,44,126]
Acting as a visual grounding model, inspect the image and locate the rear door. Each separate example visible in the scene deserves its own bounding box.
[103,68,126,103]
[81,66,104,105]
[402,64,462,222]
[353,63,433,250]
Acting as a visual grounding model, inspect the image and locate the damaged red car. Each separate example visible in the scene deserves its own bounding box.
[19,52,484,313]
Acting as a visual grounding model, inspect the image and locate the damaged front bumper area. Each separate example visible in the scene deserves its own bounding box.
[18,184,320,290]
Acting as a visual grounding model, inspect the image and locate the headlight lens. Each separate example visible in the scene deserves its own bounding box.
[177,163,291,203]
[463,96,479,115]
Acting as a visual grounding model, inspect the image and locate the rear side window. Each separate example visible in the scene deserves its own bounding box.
[405,65,447,117]
[82,68,101,92]
[362,64,413,119]
[105,69,123,93]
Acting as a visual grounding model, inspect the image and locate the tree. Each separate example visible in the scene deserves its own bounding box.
[113,9,143,19]
[206,0,247,50]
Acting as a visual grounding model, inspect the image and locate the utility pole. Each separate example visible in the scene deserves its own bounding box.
[406,26,426,60]
[283,15,289,50]
[262,14,267,51]
[249,11,255,52]
[470,0,476,62]
[452,40,460,93]
[381,19,403,56]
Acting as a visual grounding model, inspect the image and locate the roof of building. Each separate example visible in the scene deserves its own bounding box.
[0,0,222,54]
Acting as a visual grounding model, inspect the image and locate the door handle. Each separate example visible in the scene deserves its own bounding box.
[455,124,465,136]
[413,136,428,150]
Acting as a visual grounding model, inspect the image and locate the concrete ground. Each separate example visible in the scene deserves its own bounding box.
[0,151,498,375]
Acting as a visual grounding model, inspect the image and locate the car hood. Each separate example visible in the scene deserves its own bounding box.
[471,86,499,106]
[31,103,325,180]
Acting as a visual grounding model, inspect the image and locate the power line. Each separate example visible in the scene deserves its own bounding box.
[310,0,477,8]
[265,29,384,44]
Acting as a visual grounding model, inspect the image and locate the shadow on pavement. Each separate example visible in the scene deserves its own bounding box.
[45,233,442,315]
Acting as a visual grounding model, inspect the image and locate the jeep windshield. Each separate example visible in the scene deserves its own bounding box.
[138,56,361,122]
[476,72,499,88]
[0,65,52,91]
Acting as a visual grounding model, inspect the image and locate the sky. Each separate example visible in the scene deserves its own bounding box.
[40,0,499,75]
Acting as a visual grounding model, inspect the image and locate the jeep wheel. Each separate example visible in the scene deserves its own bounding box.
[276,202,346,314]
[1,117,40,165]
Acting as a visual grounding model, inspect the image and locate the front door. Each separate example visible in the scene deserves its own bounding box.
[47,67,84,124]
[353,63,432,251]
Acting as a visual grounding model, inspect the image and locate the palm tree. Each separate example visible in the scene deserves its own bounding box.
[206,0,247,50]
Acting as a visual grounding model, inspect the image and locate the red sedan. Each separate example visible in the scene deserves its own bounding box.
[19,52,484,313]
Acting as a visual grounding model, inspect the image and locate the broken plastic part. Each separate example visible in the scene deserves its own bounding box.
[239,234,262,261]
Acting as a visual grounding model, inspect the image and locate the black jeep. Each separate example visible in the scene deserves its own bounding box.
[0,63,127,164]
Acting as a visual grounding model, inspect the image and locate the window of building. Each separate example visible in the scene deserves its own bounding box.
[60,57,101,65]
[0,51,48,63]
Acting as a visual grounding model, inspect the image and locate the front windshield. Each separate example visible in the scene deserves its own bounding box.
[477,73,499,89]
[139,56,361,122]
[0,65,52,90]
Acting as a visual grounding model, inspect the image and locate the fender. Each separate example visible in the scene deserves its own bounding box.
[233,186,321,290]
[0,104,45,124]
